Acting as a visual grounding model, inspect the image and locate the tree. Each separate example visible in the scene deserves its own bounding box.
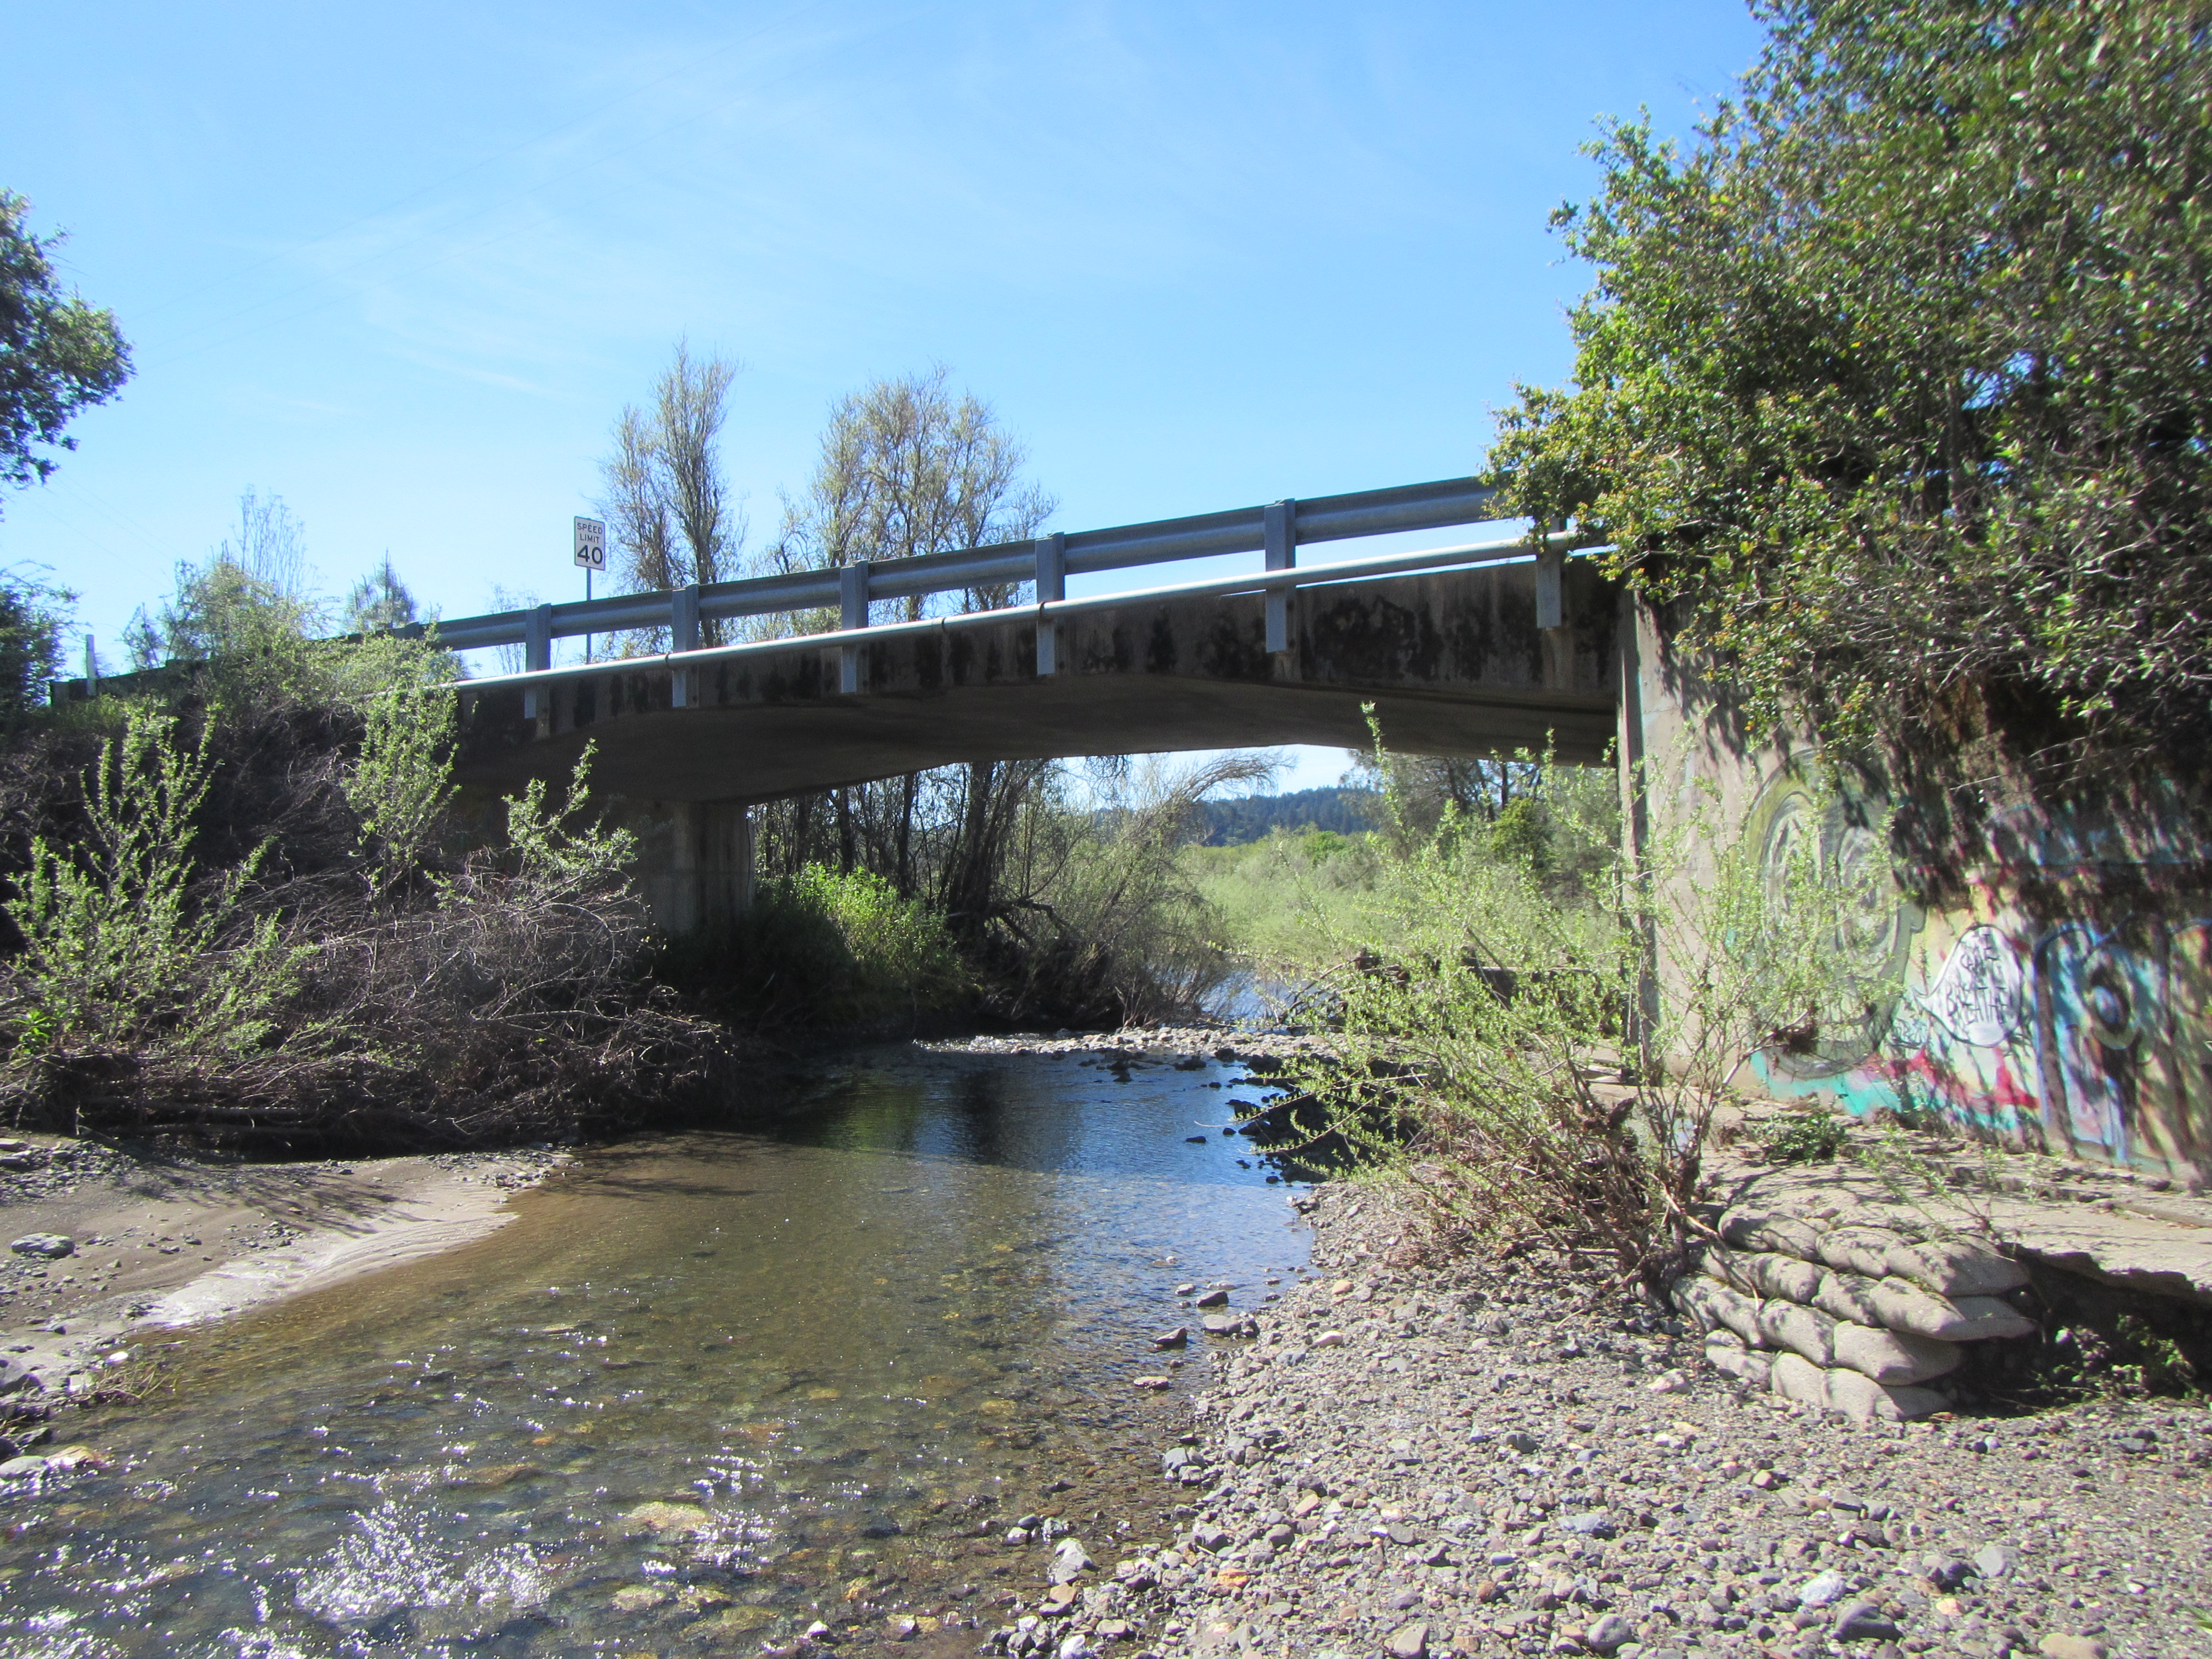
[1343,750,1535,840]
[0,566,72,719]
[597,342,742,646]
[771,364,1056,614]
[343,556,420,635]
[0,191,129,511]
[124,493,321,670]
[770,367,1057,899]
[1485,0,2212,785]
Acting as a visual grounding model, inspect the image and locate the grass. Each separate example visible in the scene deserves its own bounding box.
[1181,827,1387,963]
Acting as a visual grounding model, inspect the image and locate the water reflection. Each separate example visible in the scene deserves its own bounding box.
[0,1046,1310,1658]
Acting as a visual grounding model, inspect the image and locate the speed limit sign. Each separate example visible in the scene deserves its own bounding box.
[573,517,607,572]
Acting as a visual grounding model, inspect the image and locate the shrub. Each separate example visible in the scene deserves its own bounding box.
[664,865,968,1030]
[1757,1110,1851,1164]
[1293,724,1896,1290]
[1,706,302,1061]
[0,672,731,1149]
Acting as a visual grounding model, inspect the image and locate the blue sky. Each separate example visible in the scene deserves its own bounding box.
[6,1,1761,790]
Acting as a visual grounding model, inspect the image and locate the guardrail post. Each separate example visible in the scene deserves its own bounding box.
[523,603,552,719]
[838,562,869,694]
[672,583,701,653]
[1536,546,1564,630]
[671,583,701,707]
[1033,533,1066,675]
[1264,499,1296,653]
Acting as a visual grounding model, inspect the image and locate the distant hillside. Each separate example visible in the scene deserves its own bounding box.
[1192,786,1376,846]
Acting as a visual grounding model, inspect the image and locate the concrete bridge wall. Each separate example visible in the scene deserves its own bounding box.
[455,560,1620,800]
[1623,603,2212,1187]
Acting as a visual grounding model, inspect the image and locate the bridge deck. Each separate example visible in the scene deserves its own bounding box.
[455,560,1621,802]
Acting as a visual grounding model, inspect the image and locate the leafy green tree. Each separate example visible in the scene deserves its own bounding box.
[0,566,74,719]
[1486,0,2212,775]
[0,191,129,509]
[343,556,419,634]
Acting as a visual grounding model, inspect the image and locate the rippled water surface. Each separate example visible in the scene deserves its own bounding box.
[1,1044,1312,1658]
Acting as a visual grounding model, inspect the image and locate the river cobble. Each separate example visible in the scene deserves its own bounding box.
[925,1024,1331,1070]
[1058,1184,2212,1659]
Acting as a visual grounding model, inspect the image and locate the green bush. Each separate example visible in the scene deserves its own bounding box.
[1,707,302,1058]
[667,865,968,1029]
[1757,1110,1851,1164]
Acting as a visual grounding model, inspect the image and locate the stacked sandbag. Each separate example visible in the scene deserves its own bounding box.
[1670,1202,2036,1424]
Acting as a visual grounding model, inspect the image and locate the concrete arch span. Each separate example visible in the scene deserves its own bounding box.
[451,561,1624,928]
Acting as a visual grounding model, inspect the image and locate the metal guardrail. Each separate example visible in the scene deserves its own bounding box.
[423,476,1501,661]
[49,478,1522,706]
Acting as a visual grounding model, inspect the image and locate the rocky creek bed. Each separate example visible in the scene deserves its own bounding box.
[2,1029,2208,1659]
[1051,1181,2209,1659]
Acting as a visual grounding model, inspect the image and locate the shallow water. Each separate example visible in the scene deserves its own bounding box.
[0,1044,1311,1658]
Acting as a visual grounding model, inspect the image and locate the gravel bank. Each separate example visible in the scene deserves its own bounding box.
[923,1024,1333,1069]
[1011,1182,2209,1659]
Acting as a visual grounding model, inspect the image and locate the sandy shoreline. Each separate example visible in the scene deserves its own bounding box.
[0,1130,565,1399]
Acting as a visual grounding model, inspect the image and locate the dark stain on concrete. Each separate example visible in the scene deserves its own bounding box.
[455,566,1622,800]
[1145,614,1180,675]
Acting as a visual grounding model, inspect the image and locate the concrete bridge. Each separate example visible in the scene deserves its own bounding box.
[62,476,2205,1179]
[435,479,1624,925]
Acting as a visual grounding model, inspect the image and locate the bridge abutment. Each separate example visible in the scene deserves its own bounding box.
[1623,593,2212,1186]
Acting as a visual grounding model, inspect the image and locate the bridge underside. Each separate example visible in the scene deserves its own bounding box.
[455,562,1621,804]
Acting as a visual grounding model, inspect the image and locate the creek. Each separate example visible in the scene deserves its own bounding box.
[1,1042,1313,1658]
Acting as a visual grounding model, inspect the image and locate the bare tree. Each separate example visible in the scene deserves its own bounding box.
[764,367,1058,893]
[487,585,540,676]
[655,345,739,590]
[600,407,675,592]
[771,364,1056,615]
[226,490,311,597]
[596,342,744,648]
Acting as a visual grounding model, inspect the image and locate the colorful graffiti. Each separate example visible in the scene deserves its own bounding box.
[1743,770,2212,1183]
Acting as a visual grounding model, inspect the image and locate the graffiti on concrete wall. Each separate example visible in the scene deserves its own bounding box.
[1743,770,2212,1182]
[1918,926,2027,1048]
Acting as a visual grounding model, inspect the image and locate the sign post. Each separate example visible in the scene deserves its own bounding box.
[573,517,606,662]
